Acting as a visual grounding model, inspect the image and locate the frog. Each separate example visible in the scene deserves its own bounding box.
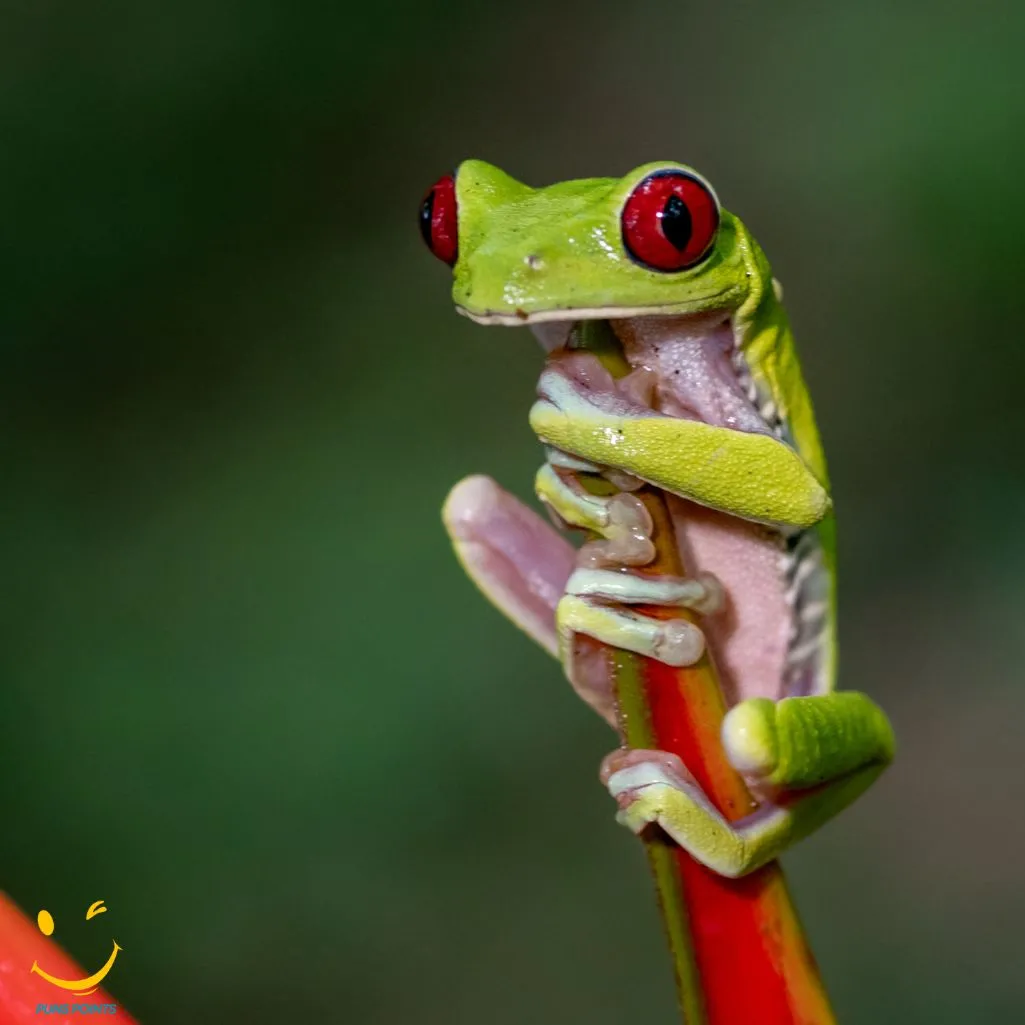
[423,160,894,879]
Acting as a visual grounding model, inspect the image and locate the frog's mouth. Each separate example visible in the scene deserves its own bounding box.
[455,288,744,328]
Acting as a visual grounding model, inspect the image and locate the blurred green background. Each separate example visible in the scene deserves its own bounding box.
[2,2,1024,1022]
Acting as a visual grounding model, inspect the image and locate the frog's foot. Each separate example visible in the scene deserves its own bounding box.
[600,748,704,834]
[442,474,617,725]
[535,462,655,567]
[557,595,706,667]
[556,566,723,669]
[599,692,894,878]
[537,457,725,670]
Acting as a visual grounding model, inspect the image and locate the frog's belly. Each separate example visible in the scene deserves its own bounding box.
[668,494,790,704]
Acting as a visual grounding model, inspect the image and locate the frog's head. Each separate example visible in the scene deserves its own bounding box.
[420,160,756,326]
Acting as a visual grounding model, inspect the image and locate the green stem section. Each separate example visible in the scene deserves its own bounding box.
[615,651,707,1024]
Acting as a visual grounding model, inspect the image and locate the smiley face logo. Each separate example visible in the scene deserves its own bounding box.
[31,900,121,995]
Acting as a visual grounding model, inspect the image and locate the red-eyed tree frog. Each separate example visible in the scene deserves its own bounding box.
[423,160,894,879]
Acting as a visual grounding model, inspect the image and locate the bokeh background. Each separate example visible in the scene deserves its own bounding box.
[2,2,1024,1022]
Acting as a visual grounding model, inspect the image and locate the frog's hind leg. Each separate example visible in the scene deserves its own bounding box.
[602,692,895,878]
[443,474,616,725]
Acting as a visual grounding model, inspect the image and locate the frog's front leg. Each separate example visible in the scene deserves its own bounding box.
[602,692,895,878]
[535,460,725,670]
[531,359,830,530]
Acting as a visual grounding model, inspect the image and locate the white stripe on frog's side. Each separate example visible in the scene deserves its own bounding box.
[730,342,832,699]
[728,341,832,698]
[731,345,788,443]
[780,526,832,696]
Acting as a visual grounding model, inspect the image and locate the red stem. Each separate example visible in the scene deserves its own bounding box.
[610,491,835,1025]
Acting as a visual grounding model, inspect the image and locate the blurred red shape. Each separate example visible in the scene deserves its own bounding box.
[0,893,137,1025]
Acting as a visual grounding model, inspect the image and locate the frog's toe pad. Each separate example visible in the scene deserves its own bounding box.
[722,697,779,780]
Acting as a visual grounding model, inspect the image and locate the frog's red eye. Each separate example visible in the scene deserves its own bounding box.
[621,170,719,272]
[419,174,458,266]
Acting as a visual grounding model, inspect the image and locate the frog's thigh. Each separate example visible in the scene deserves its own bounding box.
[531,402,829,529]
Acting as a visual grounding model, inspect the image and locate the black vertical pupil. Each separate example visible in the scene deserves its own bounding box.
[419,190,436,248]
[660,193,692,251]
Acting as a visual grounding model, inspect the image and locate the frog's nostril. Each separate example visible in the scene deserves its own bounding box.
[525,253,544,271]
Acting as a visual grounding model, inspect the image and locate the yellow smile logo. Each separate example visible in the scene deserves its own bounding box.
[31,900,121,995]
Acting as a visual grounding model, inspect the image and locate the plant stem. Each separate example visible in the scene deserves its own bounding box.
[572,322,836,1025]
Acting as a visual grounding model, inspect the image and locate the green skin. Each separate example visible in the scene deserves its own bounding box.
[442,160,894,878]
